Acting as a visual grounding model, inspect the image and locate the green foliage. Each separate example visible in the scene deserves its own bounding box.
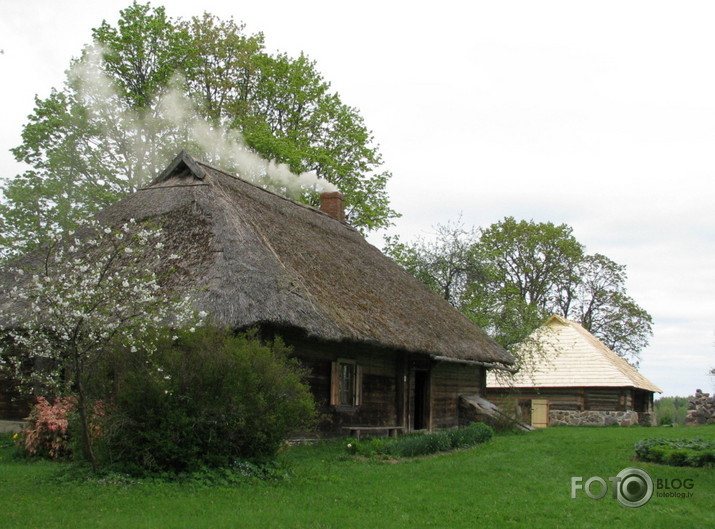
[0,433,14,449]
[634,437,715,467]
[346,423,494,459]
[92,2,189,110]
[388,431,453,458]
[447,422,494,448]
[100,327,316,475]
[382,219,482,308]
[384,216,652,364]
[654,396,690,425]
[1,2,396,261]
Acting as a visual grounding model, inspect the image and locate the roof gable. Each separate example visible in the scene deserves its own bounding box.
[151,150,207,185]
[487,315,661,392]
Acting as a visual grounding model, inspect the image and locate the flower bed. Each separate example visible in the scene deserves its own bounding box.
[634,437,715,467]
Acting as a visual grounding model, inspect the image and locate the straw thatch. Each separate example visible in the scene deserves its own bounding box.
[1,152,514,367]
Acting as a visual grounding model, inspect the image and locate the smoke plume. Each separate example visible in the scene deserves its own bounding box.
[69,45,337,194]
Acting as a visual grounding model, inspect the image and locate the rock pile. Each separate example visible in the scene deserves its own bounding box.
[685,389,715,425]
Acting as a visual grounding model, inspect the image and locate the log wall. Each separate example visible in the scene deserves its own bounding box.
[487,386,657,427]
[287,336,401,435]
[430,361,484,430]
[262,328,492,435]
[487,386,640,413]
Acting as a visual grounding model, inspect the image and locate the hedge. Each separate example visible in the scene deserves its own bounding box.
[634,437,715,468]
[346,422,494,459]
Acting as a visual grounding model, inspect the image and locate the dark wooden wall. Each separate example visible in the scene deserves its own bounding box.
[287,336,402,435]
[263,327,491,435]
[430,361,484,430]
[0,379,31,420]
[487,386,654,413]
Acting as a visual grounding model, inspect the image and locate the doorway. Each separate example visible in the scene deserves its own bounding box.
[413,370,430,430]
[531,399,549,428]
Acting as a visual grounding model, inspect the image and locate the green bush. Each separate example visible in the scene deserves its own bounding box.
[447,422,494,448]
[388,432,452,458]
[345,422,494,459]
[0,432,17,449]
[634,437,715,468]
[101,327,317,475]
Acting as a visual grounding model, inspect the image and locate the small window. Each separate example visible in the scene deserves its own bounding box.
[331,359,362,407]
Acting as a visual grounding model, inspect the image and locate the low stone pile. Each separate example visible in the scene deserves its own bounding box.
[685,389,715,425]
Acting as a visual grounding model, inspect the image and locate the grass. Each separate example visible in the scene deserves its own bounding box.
[1,425,713,529]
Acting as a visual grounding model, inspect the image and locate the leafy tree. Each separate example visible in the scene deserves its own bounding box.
[382,219,483,308]
[1,2,396,261]
[467,217,584,347]
[384,216,652,364]
[92,2,190,110]
[0,219,200,470]
[554,253,653,362]
[654,396,690,425]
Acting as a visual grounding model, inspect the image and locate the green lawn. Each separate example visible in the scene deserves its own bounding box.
[1,425,713,529]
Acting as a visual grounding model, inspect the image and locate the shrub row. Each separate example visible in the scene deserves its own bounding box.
[634,437,715,468]
[346,422,493,458]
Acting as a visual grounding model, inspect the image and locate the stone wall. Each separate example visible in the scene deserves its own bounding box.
[549,409,655,427]
[685,389,715,425]
[0,419,26,433]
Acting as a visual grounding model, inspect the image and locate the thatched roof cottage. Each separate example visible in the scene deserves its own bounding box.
[487,315,661,428]
[1,152,514,435]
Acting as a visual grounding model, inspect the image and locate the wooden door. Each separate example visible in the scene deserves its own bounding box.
[531,399,549,428]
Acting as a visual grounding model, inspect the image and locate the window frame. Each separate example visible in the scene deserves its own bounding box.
[330,358,362,409]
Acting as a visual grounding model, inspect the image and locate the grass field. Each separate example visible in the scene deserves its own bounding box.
[1,425,713,529]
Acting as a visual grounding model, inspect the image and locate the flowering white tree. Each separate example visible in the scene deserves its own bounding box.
[0,219,202,469]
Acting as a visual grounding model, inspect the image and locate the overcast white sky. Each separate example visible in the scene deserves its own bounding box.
[1,0,713,397]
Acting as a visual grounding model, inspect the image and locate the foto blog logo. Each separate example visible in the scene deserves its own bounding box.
[571,467,654,508]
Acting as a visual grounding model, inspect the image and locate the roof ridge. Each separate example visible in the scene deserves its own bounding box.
[192,160,360,232]
[560,318,662,392]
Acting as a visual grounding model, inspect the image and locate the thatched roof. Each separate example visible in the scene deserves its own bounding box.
[1,152,514,367]
[487,315,660,392]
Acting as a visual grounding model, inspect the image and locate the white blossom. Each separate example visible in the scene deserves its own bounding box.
[0,219,202,397]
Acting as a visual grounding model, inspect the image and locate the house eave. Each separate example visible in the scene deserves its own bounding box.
[431,354,519,373]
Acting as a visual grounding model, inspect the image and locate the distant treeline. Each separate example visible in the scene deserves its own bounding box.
[654,396,691,425]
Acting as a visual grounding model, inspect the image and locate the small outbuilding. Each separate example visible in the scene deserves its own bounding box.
[487,315,661,427]
[0,152,515,435]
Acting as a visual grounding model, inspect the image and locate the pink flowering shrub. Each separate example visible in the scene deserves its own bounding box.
[22,397,74,458]
[20,396,109,459]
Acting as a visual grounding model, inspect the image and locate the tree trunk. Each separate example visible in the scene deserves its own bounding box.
[76,384,98,472]
[73,358,98,472]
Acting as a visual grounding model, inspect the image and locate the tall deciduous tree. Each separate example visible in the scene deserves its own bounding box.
[1,2,396,261]
[384,216,652,364]
[467,217,584,347]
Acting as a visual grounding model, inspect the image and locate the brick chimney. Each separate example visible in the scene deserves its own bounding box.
[319,192,345,221]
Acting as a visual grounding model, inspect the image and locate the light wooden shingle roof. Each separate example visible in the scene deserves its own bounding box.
[487,315,661,392]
